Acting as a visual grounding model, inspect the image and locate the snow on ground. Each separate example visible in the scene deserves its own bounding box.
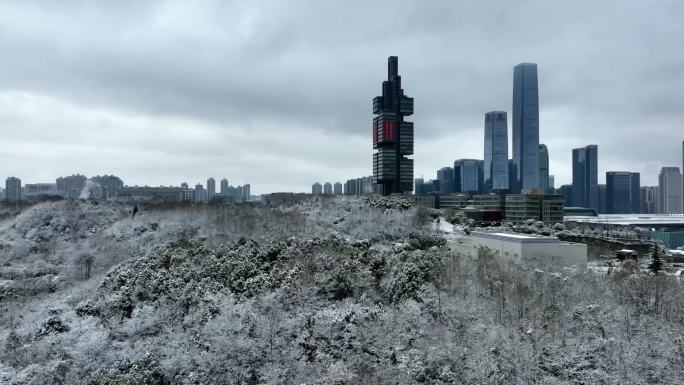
[0,198,683,384]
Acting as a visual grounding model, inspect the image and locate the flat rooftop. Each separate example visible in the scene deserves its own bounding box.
[566,214,684,227]
[489,232,536,239]
[472,231,560,244]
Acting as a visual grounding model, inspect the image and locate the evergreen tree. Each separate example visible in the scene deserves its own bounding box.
[648,244,663,274]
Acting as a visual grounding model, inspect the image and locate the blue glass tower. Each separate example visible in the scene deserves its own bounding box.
[572,145,599,210]
[455,159,483,193]
[606,171,640,214]
[484,111,509,192]
[512,63,540,192]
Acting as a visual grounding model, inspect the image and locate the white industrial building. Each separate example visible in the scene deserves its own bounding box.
[453,232,587,268]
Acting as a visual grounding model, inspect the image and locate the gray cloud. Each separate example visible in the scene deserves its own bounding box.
[1,0,683,193]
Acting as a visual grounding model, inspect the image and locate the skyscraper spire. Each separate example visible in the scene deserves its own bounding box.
[372,56,414,195]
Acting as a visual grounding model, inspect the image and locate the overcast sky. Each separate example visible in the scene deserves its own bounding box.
[1,1,683,194]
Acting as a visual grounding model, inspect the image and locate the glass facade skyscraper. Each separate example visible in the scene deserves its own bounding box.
[437,166,455,194]
[659,166,683,214]
[606,171,640,214]
[539,144,549,193]
[483,111,509,192]
[572,145,598,211]
[512,63,540,192]
[456,159,483,193]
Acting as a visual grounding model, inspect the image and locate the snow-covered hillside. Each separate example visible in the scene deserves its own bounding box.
[0,197,682,384]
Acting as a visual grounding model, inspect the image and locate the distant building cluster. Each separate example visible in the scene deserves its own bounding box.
[311,177,377,196]
[191,178,251,203]
[560,147,683,215]
[3,174,254,204]
[411,58,684,220]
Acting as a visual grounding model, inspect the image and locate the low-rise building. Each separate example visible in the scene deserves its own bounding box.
[471,194,506,211]
[114,186,194,202]
[263,192,310,205]
[410,195,437,209]
[505,194,563,224]
[464,232,587,268]
[23,183,58,197]
[438,194,470,209]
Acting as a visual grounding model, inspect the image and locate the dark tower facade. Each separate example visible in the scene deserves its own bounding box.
[372,56,414,195]
[512,63,540,192]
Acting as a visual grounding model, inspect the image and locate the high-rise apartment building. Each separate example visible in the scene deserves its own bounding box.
[333,182,342,195]
[5,177,21,202]
[207,178,216,201]
[242,184,250,201]
[512,63,540,192]
[56,174,87,199]
[372,56,414,195]
[606,172,640,214]
[323,182,333,195]
[220,179,229,195]
[484,111,509,192]
[344,179,357,195]
[193,183,207,203]
[572,145,598,210]
[312,182,322,195]
[658,167,683,214]
[539,144,549,193]
[90,175,123,199]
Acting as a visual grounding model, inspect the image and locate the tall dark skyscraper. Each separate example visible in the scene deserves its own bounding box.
[483,111,509,192]
[559,184,573,207]
[372,56,414,195]
[572,145,598,210]
[598,184,607,214]
[512,63,540,192]
[453,161,462,193]
[508,159,517,194]
[437,167,455,194]
[539,144,549,193]
[606,172,640,214]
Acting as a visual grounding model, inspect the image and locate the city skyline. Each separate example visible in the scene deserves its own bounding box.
[1,2,683,193]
